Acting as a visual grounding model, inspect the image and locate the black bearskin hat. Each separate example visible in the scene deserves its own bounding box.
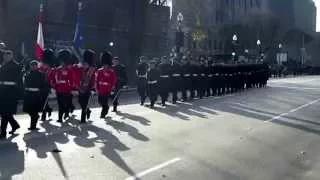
[71,53,79,64]
[43,49,55,66]
[57,49,72,65]
[83,49,96,66]
[100,51,112,66]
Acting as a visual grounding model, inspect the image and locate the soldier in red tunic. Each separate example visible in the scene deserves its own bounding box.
[38,49,55,121]
[78,49,96,123]
[54,50,74,123]
[95,51,117,119]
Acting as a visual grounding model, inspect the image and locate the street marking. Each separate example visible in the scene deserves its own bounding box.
[271,85,320,90]
[125,158,181,180]
[266,98,320,122]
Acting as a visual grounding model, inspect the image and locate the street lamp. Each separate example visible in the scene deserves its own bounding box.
[278,43,283,49]
[233,34,238,42]
[257,40,261,46]
[232,52,236,63]
[257,40,262,63]
[109,42,114,47]
[244,49,249,63]
[176,12,184,58]
[177,12,184,31]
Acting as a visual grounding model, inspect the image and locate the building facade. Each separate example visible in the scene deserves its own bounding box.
[0,0,170,82]
[267,0,316,33]
[172,0,268,59]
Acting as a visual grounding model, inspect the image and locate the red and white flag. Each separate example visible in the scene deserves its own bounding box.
[36,4,44,61]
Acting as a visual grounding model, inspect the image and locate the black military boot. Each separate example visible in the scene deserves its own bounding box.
[47,107,53,117]
[100,107,109,119]
[80,110,86,124]
[86,108,91,119]
[57,111,63,123]
[9,123,20,135]
[150,101,155,109]
[41,112,47,121]
[29,113,40,130]
[0,133,6,140]
[112,106,118,112]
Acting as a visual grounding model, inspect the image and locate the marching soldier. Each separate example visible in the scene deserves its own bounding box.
[78,49,96,123]
[136,56,148,106]
[54,50,74,123]
[0,50,23,139]
[23,60,49,130]
[112,57,128,112]
[180,56,192,101]
[38,49,55,121]
[190,57,200,99]
[205,58,213,97]
[158,56,171,106]
[170,57,181,104]
[198,56,207,98]
[0,41,6,65]
[147,60,160,108]
[95,51,118,119]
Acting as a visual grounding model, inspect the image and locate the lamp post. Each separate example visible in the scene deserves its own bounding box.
[244,49,249,63]
[232,34,238,42]
[232,34,238,63]
[232,52,236,63]
[176,12,184,58]
[257,39,262,62]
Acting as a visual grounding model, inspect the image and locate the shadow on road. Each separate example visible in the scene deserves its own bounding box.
[0,142,24,180]
[64,116,146,176]
[23,120,70,178]
[116,111,151,126]
[204,87,320,136]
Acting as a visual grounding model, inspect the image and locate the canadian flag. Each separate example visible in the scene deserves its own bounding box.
[36,4,44,61]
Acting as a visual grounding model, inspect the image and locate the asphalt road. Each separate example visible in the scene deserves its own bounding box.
[1,76,320,180]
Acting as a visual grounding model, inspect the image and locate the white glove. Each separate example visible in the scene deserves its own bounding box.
[72,91,79,96]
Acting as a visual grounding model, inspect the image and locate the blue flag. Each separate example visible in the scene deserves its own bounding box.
[73,1,84,61]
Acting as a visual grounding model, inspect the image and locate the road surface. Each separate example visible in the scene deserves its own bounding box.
[1,76,320,180]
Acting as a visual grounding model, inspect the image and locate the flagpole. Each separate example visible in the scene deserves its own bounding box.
[36,3,45,61]
[73,1,84,62]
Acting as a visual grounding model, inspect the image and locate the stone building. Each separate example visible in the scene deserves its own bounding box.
[0,0,170,81]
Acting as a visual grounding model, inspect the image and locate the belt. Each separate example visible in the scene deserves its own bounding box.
[57,80,67,84]
[25,88,40,92]
[99,82,109,86]
[172,74,181,77]
[208,74,213,77]
[148,80,158,84]
[138,75,147,78]
[214,73,219,76]
[229,75,233,76]
[192,74,198,77]
[184,74,191,77]
[160,75,169,78]
[201,74,206,77]
[0,81,17,86]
